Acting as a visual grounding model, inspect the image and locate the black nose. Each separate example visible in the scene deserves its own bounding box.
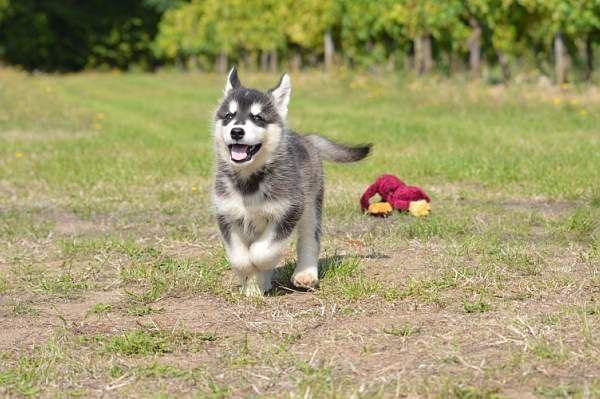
[230,127,245,140]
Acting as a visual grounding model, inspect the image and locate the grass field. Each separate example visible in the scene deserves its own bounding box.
[0,69,599,398]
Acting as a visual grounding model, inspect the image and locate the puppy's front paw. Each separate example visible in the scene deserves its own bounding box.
[240,271,273,297]
[291,270,319,290]
[249,241,282,270]
[241,274,264,297]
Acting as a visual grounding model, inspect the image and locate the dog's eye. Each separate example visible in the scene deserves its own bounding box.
[251,114,264,123]
[224,112,234,121]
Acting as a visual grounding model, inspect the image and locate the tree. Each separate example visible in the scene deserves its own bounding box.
[154,0,213,68]
[383,0,465,75]
[339,0,404,70]
[536,0,600,83]
[462,0,496,79]
[479,0,536,82]
[0,0,8,61]
[284,0,341,70]
[233,0,287,72]
[0,0,7,17]
[0,0,161,72]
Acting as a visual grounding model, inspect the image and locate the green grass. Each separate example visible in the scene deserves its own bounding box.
[12,300,39,316]
[463,300,492,313]
[1,70,599,397]
[87,303,113,315]
[383,324,422,337]
[536,383,600,398]
[85,329,217,356]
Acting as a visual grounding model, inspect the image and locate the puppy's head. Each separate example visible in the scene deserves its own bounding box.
[214,68,291,171]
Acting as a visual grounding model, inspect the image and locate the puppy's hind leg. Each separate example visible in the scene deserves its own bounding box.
[292,190,322,289]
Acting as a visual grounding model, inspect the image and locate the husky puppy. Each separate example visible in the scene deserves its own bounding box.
[212,68,371,296]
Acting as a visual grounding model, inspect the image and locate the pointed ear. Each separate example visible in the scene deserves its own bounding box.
[268,73,291,119]
[224,67,241,95]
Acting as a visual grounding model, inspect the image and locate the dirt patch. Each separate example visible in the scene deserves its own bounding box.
[49,210,106,236]
[160,240,218,260]
[0,290,122,349]
[499,198,574,218]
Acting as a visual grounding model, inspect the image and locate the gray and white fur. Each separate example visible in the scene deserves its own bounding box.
[212,68,371,296]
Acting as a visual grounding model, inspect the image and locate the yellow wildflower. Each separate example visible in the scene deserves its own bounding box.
[15,152,24,159]
[553,97,561,106]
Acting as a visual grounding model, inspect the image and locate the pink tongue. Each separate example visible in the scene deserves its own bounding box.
[231,144,249,161]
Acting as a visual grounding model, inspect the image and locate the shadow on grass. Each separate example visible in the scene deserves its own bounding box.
[269,252,388,296]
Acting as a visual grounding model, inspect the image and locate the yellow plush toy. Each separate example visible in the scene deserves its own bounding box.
[408,199,431,217]
[368,200,431,217]
[367,202,393,216]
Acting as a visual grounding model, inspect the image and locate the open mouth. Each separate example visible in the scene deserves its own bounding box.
[228,143,262,163]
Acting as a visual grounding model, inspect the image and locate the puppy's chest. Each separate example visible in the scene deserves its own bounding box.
[217,189,288,228]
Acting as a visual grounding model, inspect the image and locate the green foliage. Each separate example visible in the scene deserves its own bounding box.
[1,0,600,77]
[0,0,161,71]
[340,0,399,67]
[0,0,7,18]
[285,0,340,50]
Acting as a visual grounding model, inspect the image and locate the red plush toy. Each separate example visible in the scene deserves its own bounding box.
[361,174,431,217]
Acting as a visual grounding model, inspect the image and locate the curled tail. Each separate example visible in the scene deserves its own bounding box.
[305,134,372,163]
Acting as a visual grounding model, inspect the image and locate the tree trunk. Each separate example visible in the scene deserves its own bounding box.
[269,49,278,73]
[554,31,567,85]
[175,51,186,70]
[386,54,396,72]
[585,34,593,81]
[260,51,269,72]
[449,51,461,76]
[215,49,228,73]
[497,52,510,82]
[324,29,334,70]
[415,34,433,74]
[241,53,250,71]
[414,37,423,73]
[404,47,414,72]
[291,51,302,71]
[468,16,482,79]
[422,35,433,73]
